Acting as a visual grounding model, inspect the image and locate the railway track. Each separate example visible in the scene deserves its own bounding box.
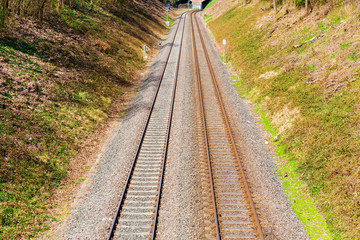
[190,12,264,240]
[107,9,264,240]
[107,12,187,240]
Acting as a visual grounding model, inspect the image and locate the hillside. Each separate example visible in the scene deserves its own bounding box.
[204,0,360,239]
[0,0,171,238]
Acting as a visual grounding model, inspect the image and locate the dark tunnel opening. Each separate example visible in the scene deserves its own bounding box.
[175,0,192,6]
[201,0,212,9]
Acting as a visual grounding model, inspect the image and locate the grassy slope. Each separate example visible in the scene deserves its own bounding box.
[204,0,217,9]
[206,1,360,239]
[0,1,168,238]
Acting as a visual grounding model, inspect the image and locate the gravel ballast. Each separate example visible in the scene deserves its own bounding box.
[51,11,308,240]
[156,13,206,240]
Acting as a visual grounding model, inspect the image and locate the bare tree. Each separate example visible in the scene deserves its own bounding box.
[38,0,48,20]
[0,0,9,27]
[273,0,276,15]
[58,0,64,12]
[17,0,23,15]
[0,0,132,27]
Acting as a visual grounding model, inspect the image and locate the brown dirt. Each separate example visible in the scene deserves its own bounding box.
[0,0,172,238]
[38,66,152,239]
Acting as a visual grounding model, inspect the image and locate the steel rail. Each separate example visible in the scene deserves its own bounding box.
[194,12,265,240]
[190,11,221,240]
[151,11,187,240]
[107,12,186,240]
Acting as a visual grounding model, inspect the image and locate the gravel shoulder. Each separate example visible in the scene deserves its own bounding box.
[196,12,309,240]
[50,15,182,240]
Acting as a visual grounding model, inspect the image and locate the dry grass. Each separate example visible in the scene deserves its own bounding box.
[207,0,360,239]
[269,2,360,96]
[0,0,169,238]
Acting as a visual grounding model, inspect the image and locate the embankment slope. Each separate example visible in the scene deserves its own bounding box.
[204,0,360,239]
[0,1,171,238]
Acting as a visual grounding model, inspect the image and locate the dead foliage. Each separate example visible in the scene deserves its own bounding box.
[206,0,360,238]
[0,0,168,238]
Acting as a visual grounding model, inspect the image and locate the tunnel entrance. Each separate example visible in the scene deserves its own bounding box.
[201,0,212,9]
[175,0,192,7]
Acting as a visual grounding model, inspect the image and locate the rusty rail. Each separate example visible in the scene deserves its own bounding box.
[107,12,187,240]
[191,11,265,240]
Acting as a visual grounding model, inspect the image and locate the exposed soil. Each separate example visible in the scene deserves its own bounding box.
[38,70,148,239]
[0,0,172,238]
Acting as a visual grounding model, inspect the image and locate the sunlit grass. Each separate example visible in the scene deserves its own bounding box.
[0,2,166,239]
[208,1,360,239]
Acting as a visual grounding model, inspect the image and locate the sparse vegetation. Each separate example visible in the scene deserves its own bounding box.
[206,0,360,239]
[204,0,217,10]
[0,0,169,238]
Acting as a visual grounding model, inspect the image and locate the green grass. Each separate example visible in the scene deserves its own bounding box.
[204,0,216,10]
[0,60,123,238]
[0,2,166,239]
[60,6,101,33]
[162,14,175,27]
[205,14,213,23]
[250,105,331,239]
[208,2,360,239]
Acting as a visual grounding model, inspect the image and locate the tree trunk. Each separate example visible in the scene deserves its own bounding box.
[39,0,48,20]
[243,0,246,6]
[273,0,276,15]
[305,0,308,13]
[17,0,23,15]
[24,0,32,16]
[0,0,8,27]
[59,0,64,10]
